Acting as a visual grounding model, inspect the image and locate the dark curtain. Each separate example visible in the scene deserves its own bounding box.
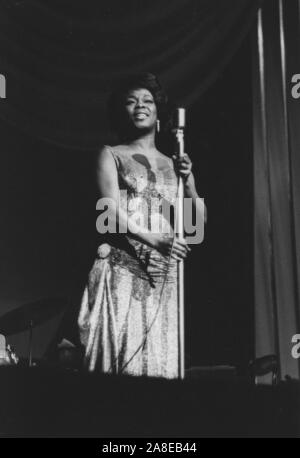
[0,1,258,363]
[253,0,300,381]
[0,41,254,363]
[0,0,259,149]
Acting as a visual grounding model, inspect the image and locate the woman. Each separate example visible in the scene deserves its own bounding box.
[78,73,205,378]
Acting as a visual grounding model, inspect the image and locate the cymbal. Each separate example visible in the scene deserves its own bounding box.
[0,297,68,336]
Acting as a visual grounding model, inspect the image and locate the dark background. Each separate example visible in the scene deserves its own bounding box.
[0,35,253,371]
[186,36,253,371]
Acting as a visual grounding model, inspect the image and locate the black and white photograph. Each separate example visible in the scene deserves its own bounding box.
[0,0,299,440]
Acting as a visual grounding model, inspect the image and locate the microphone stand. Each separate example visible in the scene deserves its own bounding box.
[173,108,185,380]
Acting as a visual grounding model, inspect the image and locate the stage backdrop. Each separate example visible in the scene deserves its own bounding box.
[0,0,259,149]
[0,0,258,364]
[253,0,300,381]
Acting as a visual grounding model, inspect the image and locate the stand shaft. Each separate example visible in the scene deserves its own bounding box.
[175,129,185,380]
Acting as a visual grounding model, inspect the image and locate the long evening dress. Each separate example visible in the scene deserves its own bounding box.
[78,145,179,378]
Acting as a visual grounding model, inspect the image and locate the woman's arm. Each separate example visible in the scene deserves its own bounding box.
[172,154,207,224]
[96,146,189,260]
[184,172,207,224]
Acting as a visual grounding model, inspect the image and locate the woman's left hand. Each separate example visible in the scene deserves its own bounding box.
[172,153,192,181]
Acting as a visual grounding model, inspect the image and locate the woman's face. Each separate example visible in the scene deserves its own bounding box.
[124,88,157,132]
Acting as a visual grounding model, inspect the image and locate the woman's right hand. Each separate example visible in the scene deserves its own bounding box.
[152,235,191,261]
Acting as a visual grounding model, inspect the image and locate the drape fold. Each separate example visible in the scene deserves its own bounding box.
[253,0,300,381]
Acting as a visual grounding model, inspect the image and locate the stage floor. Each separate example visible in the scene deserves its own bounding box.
[0,367,299,438]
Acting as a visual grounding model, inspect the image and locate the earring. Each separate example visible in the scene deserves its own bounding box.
[156,119,160,133]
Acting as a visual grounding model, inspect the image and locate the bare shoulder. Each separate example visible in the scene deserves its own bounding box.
[98,144,113,157]
[97,144,122,160]
[96,146,119,194]
[99,144,132,160]
[97,145,117,170]
[110,144,133,156]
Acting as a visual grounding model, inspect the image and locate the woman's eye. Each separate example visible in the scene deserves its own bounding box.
[125,99,135,105]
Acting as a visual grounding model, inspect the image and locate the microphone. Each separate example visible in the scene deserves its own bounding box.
[0,334,6,359]
[172,108,186,160]
[173,107,186,130]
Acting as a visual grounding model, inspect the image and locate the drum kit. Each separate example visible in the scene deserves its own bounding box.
[0,297,67,367]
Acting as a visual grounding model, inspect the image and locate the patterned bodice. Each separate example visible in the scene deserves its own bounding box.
[102,145,178,284]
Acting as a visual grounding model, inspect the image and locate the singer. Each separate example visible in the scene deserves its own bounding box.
[78,73,204,378]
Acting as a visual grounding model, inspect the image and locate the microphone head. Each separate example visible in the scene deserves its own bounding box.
[0,334,6,359]
[174,107,186,129]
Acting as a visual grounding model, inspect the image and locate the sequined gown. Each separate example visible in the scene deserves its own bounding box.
[78,145,179,378]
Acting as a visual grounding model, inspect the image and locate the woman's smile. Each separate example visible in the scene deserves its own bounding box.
[134,111,149,120]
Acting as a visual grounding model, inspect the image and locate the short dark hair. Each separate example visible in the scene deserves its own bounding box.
[107,72,173,139]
